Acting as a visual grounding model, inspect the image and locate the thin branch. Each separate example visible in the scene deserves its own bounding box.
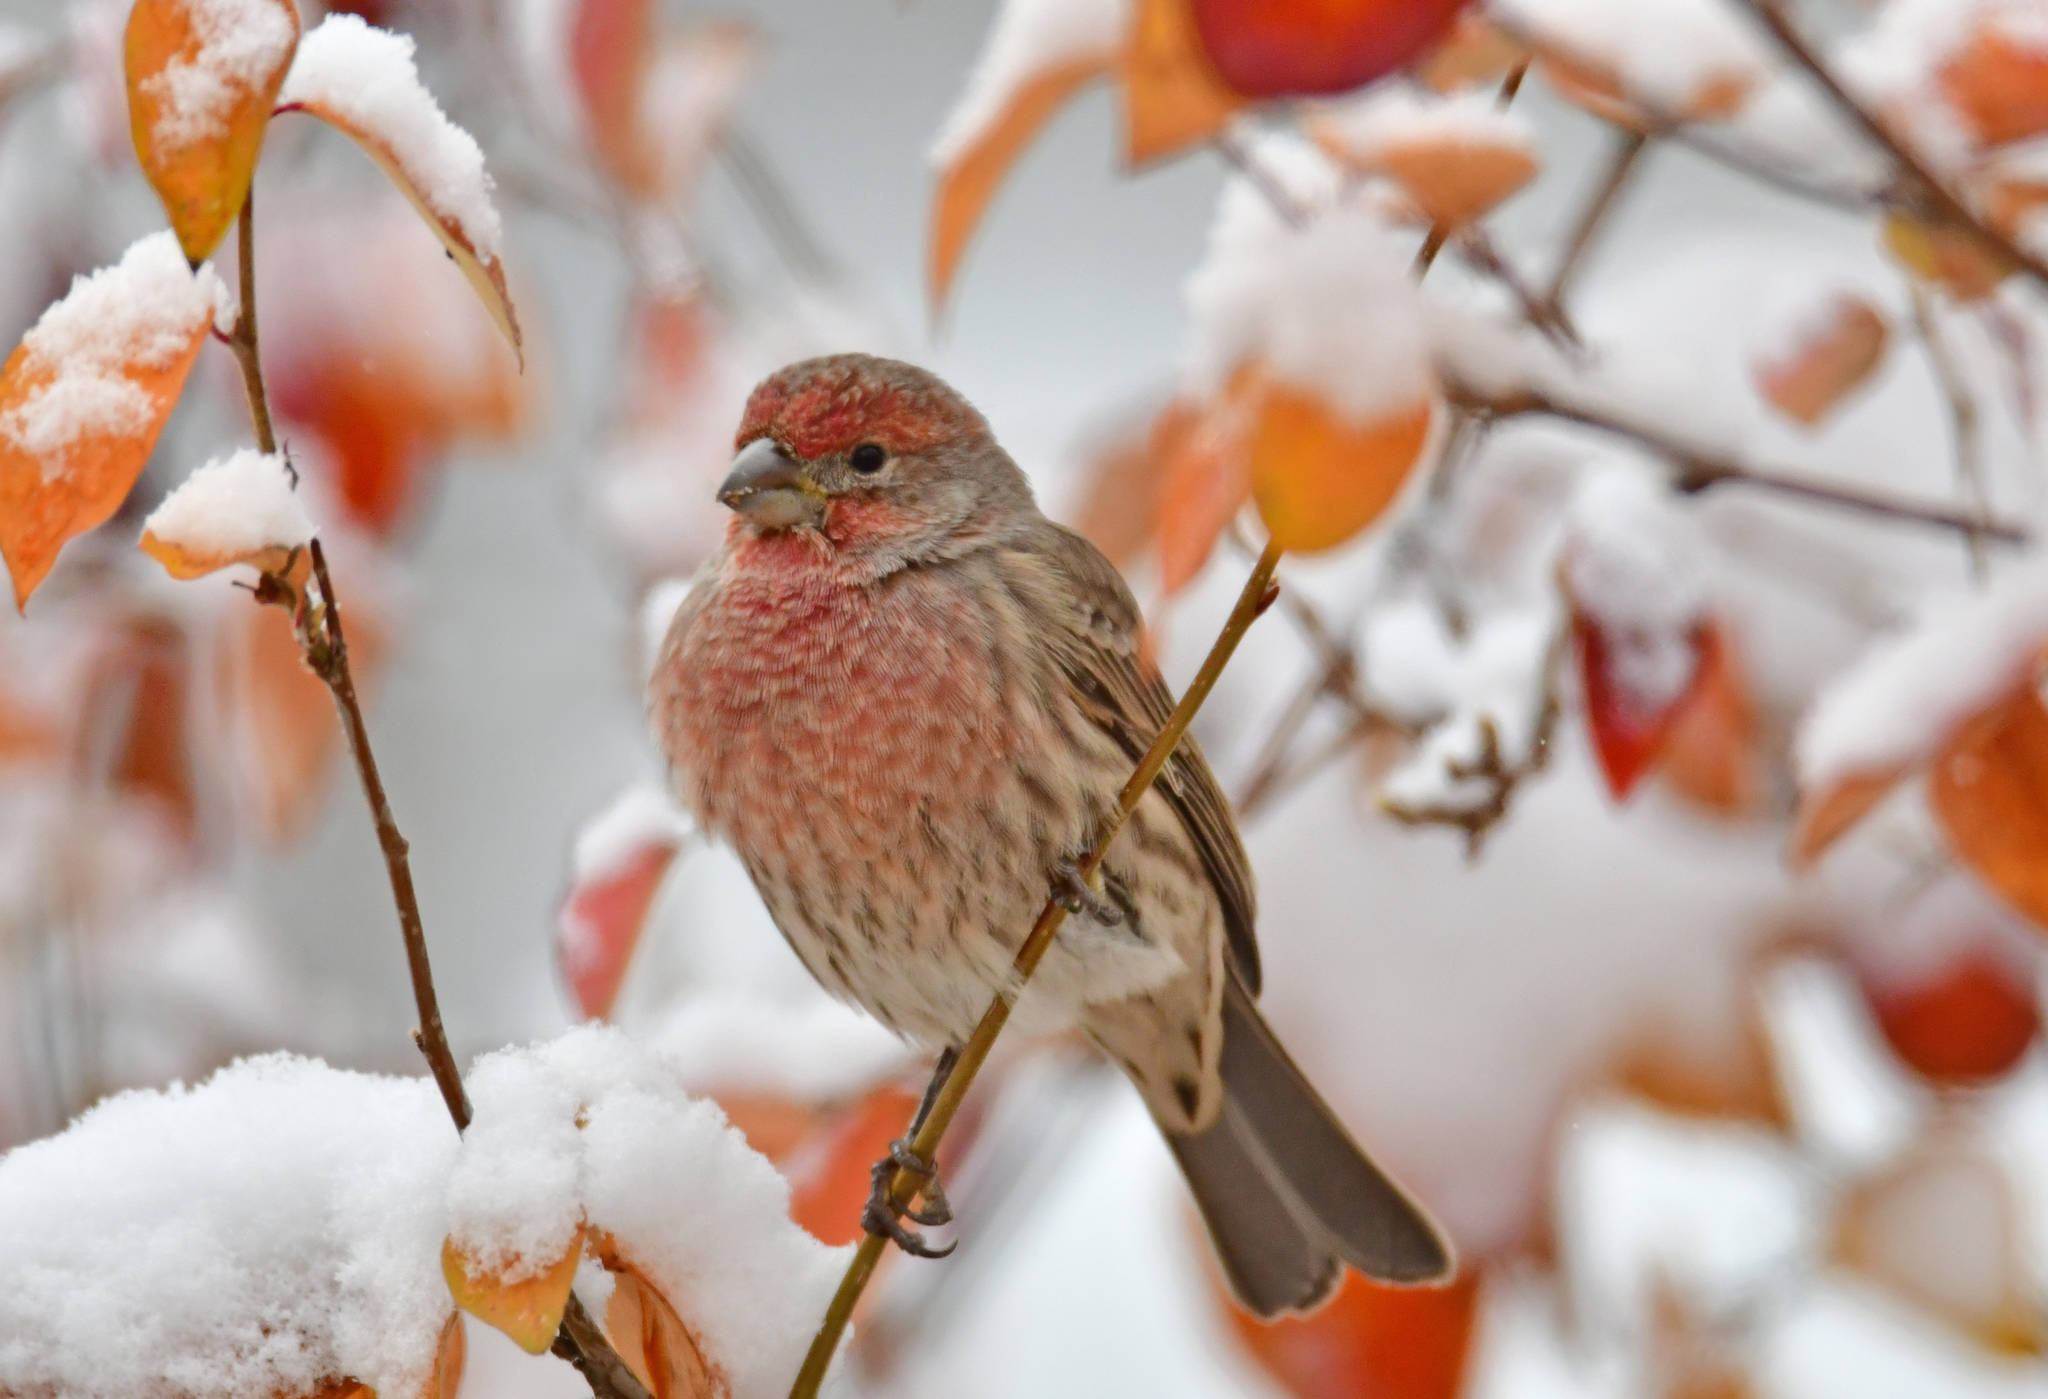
[716,125,842,287]
[1453,227,1583,350]
[788,542,1287,1399]
[1738,0,2048,294]
[1449,379,2032,544]
[227,193,651,1399]
[1213,128,1309,229]
[1545,128,1646,307]
[1908,283,1990,578]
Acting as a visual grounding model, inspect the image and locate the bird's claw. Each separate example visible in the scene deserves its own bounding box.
[1051,859,1122,925]
[864,1138,955,1257]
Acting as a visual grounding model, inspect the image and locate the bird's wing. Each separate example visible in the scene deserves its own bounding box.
[1011,519,1261,992]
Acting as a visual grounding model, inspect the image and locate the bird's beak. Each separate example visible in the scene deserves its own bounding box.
[718,438,826,529]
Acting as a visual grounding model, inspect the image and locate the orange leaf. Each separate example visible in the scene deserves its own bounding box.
[782,1086,924,1247]
[277,16,523,364]
[570,0,657,192]
[557,795,686,1020]
[1250,378,1433,553]
[1159,379,1257,593]
[1657,622,1767,819]
[1790,765,1906,865]
[1416,14,1525,94]
[442,1220,586,1355]
[124,0,300,261]
[599,1251,725,1398]
[1187,0,1473,99]
[1121,0,1246,165]
[1314,114,1536,227]
[0,232,218,610]
[1883,212,2012,303]
[1221,1263,1481,1399]
[1929,683,2048,931]
[1539,51,1750,126]
[1938,23,2048,148]
[139,448,313,581]
[1755,294,1890,428]
[1071,404,1173,568]
[1864,947,2040,1087]
[929,57,1105,310]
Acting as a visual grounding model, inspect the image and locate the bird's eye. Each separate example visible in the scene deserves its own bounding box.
[849,442,888,474]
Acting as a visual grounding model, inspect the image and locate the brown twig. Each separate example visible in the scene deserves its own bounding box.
[1908,283,1990,578]
[1212,128,1310,229]
[787,542,1286,1399]
[1449,379,2032,544]
[227,192,651,1399]
[1545,128,1646,308]
[1453,227,1583,350]
[1738,0,2048,294]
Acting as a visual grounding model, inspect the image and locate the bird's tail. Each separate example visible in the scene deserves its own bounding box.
[1164,975,1455,1317]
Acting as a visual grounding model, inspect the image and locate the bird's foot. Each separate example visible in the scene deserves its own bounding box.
[1050,858,1122,925]
[863,1138,954,1258]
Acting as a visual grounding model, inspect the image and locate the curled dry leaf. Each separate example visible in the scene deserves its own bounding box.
[1937,20,2048,149]
[1187,0,1473,100]
[1122,0,1245,166]
[1218,1258,1481,1399]
[441,1219,587,1355]
[0,232,219,610]
[929,56,1108,310]
[1882,212,2013,303]
[603,1255,723,1399]
[1250,373,1433,553]
[277,15,523,363]
[1928,682,2048,932]
[1754,294,1890,429]
[125,0,301,260]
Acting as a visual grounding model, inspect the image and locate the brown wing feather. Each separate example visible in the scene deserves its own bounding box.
[1012,520,1262,992]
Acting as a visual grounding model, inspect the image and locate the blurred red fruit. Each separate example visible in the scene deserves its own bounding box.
[1188,0,1472,98]
[1865,949,2039,1086]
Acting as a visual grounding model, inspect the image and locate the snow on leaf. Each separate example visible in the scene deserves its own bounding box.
[125,0,300,260]
[443,1220,587,1355]
[1793,552,2048,859]
[140,447,313,580]
[927,0,1124,309]
[1503,0,1765,123]
[1753,292,1890,428]
[0,1053,460,1399]
[277,15,522,363]
[557,783,693,1021]
[1310,88,1538,227]
[0,231,222,610]
[1121,0,1243,165]
[1561,468,1713,800]
[1186,0,1473,100]
[1416,13,1525,94]
[448,1027,850,1398]
[1928,682,2048,933]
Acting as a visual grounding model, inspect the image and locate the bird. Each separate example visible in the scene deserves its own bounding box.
[648,353,1452,1315]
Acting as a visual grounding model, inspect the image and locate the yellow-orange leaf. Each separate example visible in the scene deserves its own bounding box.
[1251,379,1433,553]
[602,1254,724,1399]
[929,58,1105,312]
[0,233,218,610]
[1790,765,1906,865]
[1938,24,2048,148]
[139,448,313,581]
[1929,684,2048,931]
[1121,0,1245,166]
[277,16,523,364]
[425,1310,466,1399]
[1883,212,2013,302]
[1755,295,1890,428]
[1540,51,1750,126]
[442,1221,586,1355]
[1417,14,1525,94]
[1370,130,1537,227]
[125,0,300,261]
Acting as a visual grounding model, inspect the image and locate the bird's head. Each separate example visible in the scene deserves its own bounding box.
[721,354,1034,564]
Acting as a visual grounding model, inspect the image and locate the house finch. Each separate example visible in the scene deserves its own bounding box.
[649,354,1451,1314]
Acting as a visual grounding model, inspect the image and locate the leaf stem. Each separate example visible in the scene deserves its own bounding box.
[786,541,1286,1399]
